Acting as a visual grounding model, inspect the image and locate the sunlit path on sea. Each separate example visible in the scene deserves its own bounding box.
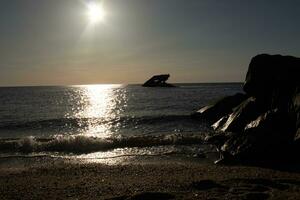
[66,84,127,138]
[0,83,242,165]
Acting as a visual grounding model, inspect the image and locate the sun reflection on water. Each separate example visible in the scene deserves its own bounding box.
[66,84,126,138]
[79,84,118,118]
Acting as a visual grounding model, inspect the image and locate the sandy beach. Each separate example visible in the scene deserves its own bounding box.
[1,157,300,200]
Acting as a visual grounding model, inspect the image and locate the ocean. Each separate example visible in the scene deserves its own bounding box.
[0,83,243,165]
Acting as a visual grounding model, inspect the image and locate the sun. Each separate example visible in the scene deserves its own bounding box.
[87,2,106,24]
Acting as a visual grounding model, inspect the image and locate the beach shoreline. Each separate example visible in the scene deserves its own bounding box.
[1,157,299,200]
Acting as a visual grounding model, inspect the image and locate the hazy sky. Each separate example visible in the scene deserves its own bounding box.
[0,0,300,86]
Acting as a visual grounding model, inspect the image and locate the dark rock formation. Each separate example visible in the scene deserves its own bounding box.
[244,54,299,98]
[293,88,300,151]
[191,93,247,122]
[197,54,300,163]
[221,109,295,160]
[142,74,175,87]
[213,97,261,133]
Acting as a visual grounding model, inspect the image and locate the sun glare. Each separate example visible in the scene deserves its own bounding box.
[87,2,106,24]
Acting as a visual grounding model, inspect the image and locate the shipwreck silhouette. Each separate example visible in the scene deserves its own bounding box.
[142,74,175,87]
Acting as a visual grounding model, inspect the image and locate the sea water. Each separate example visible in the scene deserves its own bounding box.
[0,83,242,164]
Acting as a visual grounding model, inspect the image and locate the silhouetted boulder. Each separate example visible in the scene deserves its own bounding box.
[194,54,300,163]
[213,97,262,132]
[192,93,247,121]
[293,88,300,150]
[295,129,300,152]
[244,54,300,98]
[212,96,274,132]
[296,129,300,141]
[211,115,229,130]
[220,109,295,161]
[142,74,175,87]
[293,88,300,133]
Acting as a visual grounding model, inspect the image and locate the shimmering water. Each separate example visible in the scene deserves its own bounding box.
[0,83,242,162]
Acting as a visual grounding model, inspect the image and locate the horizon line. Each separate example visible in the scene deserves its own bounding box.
[0,81,243,88]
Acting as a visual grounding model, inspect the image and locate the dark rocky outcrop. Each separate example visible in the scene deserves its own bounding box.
[197,54,300,163]
[221,109,295,161]
[293,89,300,151]
[191,93,247,122]
[143,74,175,87]
[213,97,261,133]
[244,54,299,98]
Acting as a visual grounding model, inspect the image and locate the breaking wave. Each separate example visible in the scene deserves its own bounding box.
[0,133,205,154]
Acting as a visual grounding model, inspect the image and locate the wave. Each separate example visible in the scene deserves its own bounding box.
[0,133,205,154]
[0,114,199,130]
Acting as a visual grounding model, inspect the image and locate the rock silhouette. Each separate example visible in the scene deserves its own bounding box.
[192,93,247,122]
[195,54,300,163]
[142,74,175,87]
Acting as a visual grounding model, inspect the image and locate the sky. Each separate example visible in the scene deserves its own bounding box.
[0,0,300,86]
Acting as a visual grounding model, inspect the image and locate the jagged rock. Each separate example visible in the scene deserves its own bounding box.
[194,54,300,163]
[293,88,300,135]
[220,109,295,160]
[142,74,175,87]
[296,129,300,141]
[295,129,300,152]
[211,115,229,130]
[192,93,247,121]
[293,88,300,150]
[213,97,262,133]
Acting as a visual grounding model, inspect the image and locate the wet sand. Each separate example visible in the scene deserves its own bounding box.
[0,158,300,200]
